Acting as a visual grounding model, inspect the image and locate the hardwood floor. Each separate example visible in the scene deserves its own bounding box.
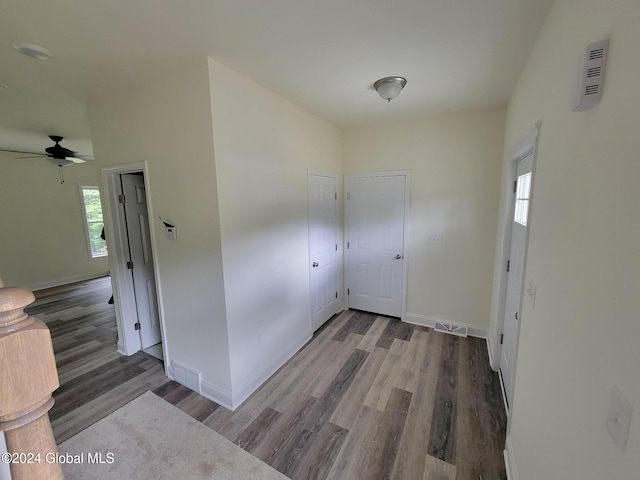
[25,276,507,479]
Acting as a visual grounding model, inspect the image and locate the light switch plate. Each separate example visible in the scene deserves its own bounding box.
[526,280,536,309]
[606,386,633,452]
[165,226,177,240]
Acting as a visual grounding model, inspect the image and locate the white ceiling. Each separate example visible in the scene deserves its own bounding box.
[0,0,554,154]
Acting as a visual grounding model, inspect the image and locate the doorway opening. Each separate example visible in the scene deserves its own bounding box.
[101,162,167,368]
[500,152,534,409]
[491,123,540,413]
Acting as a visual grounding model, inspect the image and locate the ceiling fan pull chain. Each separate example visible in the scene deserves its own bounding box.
[59,165,65,184]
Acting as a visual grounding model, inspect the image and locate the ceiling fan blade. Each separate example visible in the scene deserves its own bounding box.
[72,154,94,161]
[0,148,42,156]
[17,155,47,159]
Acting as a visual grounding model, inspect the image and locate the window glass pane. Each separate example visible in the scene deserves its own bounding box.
[81,186,108,258]
[522,173,531,199]
[88,222,107,256]
[514,172,532,226]
[82,188,104,222]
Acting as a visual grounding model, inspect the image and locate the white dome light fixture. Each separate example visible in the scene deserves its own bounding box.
[374,76,407,102]
[12,42,53,60]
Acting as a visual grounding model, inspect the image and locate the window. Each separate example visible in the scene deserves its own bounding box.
[514,172,532,226]
[80,186,108,258]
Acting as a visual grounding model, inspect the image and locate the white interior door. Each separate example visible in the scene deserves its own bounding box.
[121,174,161,349]
[308,173,339,331]
[346,174,406,318]
[501,153,534,408]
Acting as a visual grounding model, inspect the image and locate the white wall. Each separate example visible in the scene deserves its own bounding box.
[0,151,108,289]
[496,0,640,478]
[343,108,506,332]
[208,59,343,404]
[88,57,232,394]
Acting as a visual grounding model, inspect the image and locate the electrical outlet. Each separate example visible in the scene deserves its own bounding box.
[427,234,442,245]
[606,386,633,452]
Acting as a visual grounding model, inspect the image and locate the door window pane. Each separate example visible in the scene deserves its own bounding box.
[514,172,531,226]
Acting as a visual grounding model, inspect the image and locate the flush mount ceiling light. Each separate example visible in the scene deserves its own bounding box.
[373,76,407,102]
[12,42,53,60]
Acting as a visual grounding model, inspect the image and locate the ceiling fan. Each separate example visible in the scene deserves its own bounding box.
[0,135,94,166]
[0,135,95,183]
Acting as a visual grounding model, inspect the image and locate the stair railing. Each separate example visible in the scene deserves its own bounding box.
[0,278,64,479]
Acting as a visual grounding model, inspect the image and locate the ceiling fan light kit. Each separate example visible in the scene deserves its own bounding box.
[374,76,407,102]
[49,158,74,167]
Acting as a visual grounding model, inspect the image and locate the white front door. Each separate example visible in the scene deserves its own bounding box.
[121,174,161,349]
[308,173,339,331]
[346,174,406,318]
[501,153,534,408]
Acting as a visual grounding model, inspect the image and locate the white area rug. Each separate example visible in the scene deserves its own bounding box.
[58,391,287,480]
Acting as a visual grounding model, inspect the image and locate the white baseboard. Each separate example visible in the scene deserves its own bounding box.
[27,272,109,292]
[403,312,488,338]
[228,330,311,411]
[198,331,311,412]
[116,340,127,356]
[504,436,518,480]
[200,380,234,411]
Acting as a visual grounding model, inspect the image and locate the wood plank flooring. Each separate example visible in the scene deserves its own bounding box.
[25,276,507,479]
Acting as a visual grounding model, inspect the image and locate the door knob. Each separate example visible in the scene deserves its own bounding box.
[395,254,402,260]
[312,262,319,268]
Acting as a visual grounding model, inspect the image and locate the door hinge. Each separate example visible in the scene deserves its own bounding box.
[347,288,350,296]
[347,241,350,249]
[118,194,126,204]
[506,260,510,272]
[513,180,517,193]
[335,192,338,201]
[500,334,504,345]
[134,322,141,331]
[127,261,134,270]
[335,244,338,251]
[335,292,338,299]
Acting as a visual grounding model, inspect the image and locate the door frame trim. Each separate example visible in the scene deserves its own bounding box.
[101,162,167,368]
[490,123,540,410]
[344,170,410,319]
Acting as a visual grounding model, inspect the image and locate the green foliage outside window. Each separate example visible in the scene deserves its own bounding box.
[82,187,108,257]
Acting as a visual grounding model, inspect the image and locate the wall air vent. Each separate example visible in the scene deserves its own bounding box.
[434,322,468,337]
[572,39,609,111]
[172,361,202,393]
